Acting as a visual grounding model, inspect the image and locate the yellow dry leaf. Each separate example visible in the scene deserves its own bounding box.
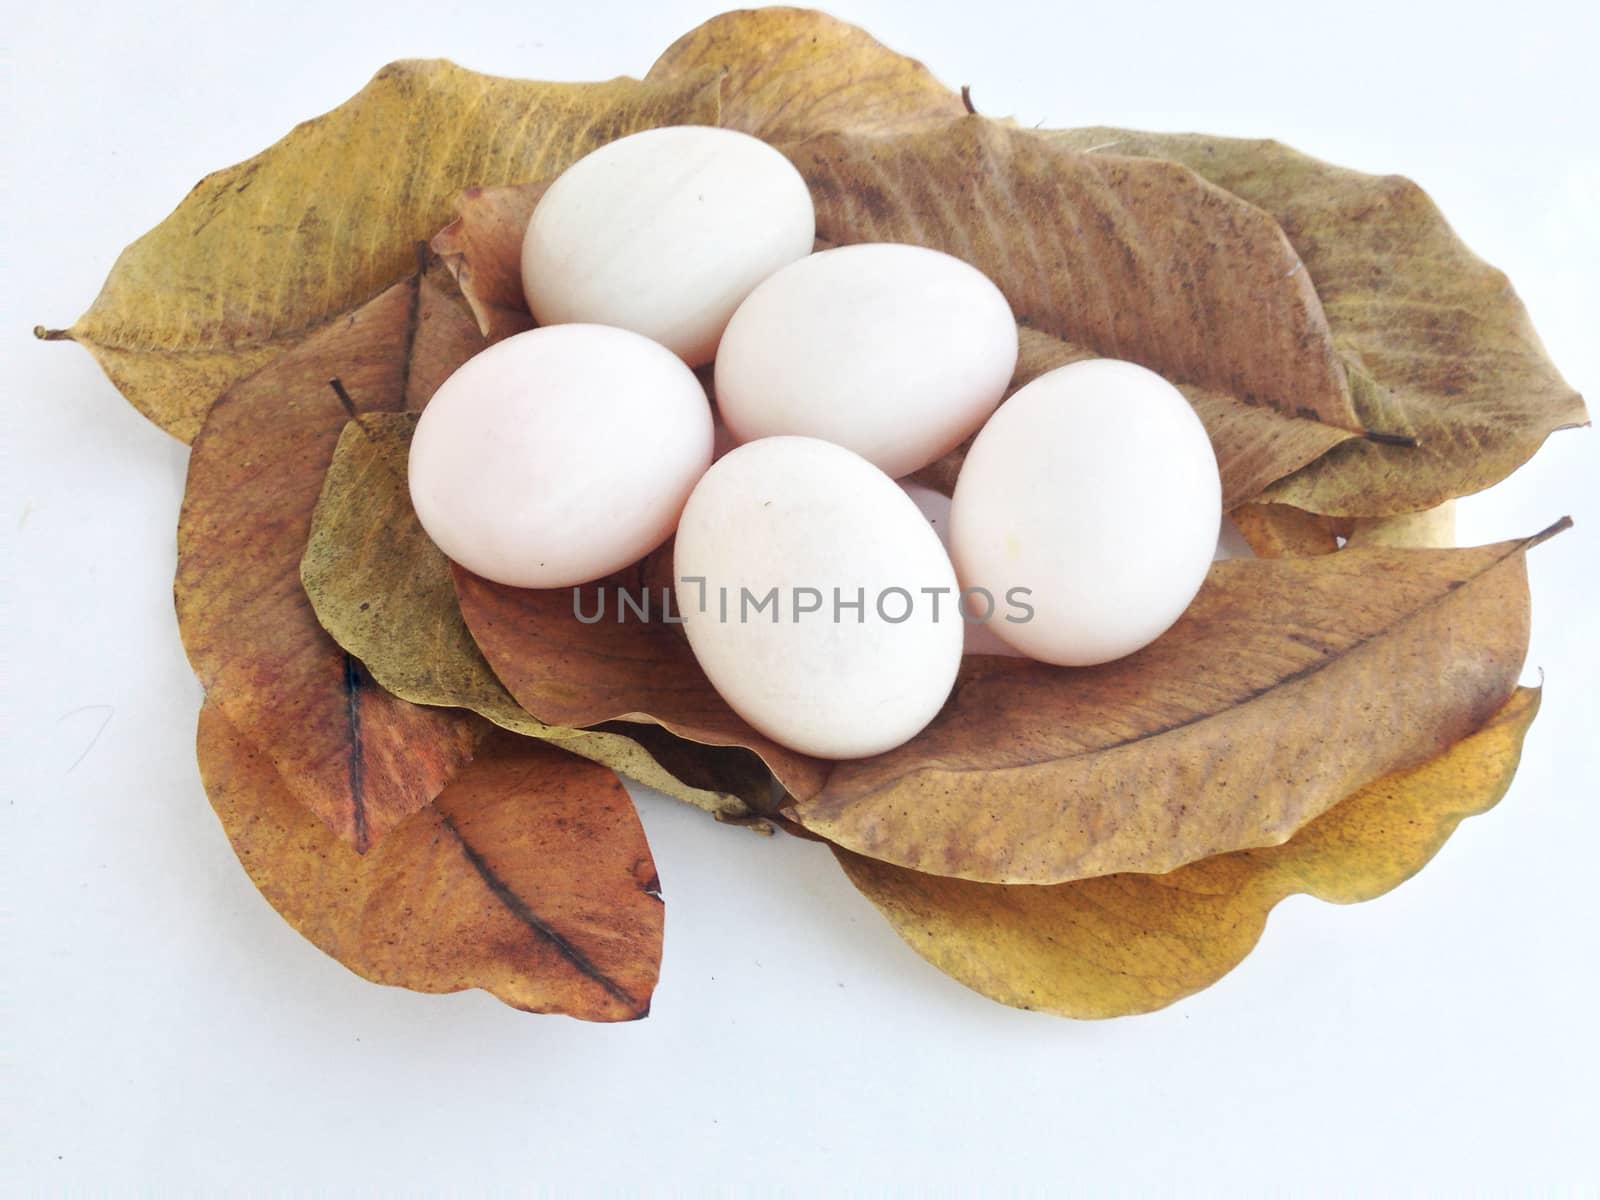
[38,64,719,440]
[1347,502,1458,550]
[836,687,1540,1018]
[647,7,966,141]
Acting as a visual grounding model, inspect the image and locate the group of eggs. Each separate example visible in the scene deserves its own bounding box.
[409,126,1222,760]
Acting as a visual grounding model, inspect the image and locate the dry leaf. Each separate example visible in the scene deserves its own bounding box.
[453,563,831,803]
[301,411,770,824]
[912,325,1354,511]
[38,64,720,440]
[1347,502,1457,550]
[459,511,1552,886]
[1232,500,1455,559]
[646,7,966,142]
[788,530,1552,883]
[1049,129,1588,515]
[836,686,1540,1018]
[176,257,488,851]
[784,120,1415,506]
[201,704,662,1020]
[431,181,547,341]
[1230,503,1343,558]
[790,120,1359,429]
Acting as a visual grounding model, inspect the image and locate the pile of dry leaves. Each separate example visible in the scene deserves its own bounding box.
[39,9,1583,1020]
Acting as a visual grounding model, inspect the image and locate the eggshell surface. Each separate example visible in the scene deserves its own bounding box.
[408,324,712,589]
[714,243,1018,477]
[949,359,1220,666]
[675,437,964,759]
[521,126,815,366]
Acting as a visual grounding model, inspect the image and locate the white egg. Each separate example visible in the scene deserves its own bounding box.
[949,359,1221,666]
[675,437,964,759]
[714,243,1018,477]
[521,126,815,366]
[899,482,1027,658]
[408,324,712,589]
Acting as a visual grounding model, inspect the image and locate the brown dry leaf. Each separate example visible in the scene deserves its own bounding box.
[836,686,1540,1018]
[1347,502,1457,550]
[431,181,547,341]
[460,513,1554,886]
[791,120,1358,430]
[454,564,830,802]
[787,119,1389,504]
[1232,500,1455,559]
[201,704,661,1020]
[1049,128,1588,515]
[789,529,1556,883]
[912,325,1354,510]
[176,256,489,852]
[37,64,720,440]
[301,411,771,824]
[647,7,966,142]
[1230,503,1343,559]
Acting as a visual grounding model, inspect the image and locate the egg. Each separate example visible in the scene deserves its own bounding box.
[714,243,1018,477]
[675,437,963,759]
[949,359,1220,666]
[899,482,1027,658]
[408,324,712,589]
[521,126,815,366]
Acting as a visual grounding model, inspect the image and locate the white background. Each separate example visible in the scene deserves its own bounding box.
[5,1,1597,1194]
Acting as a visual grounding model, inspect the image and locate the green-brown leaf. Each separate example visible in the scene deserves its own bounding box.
[1047,128,1588,515]
[301,411,771,824]
[40,63,720,440]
